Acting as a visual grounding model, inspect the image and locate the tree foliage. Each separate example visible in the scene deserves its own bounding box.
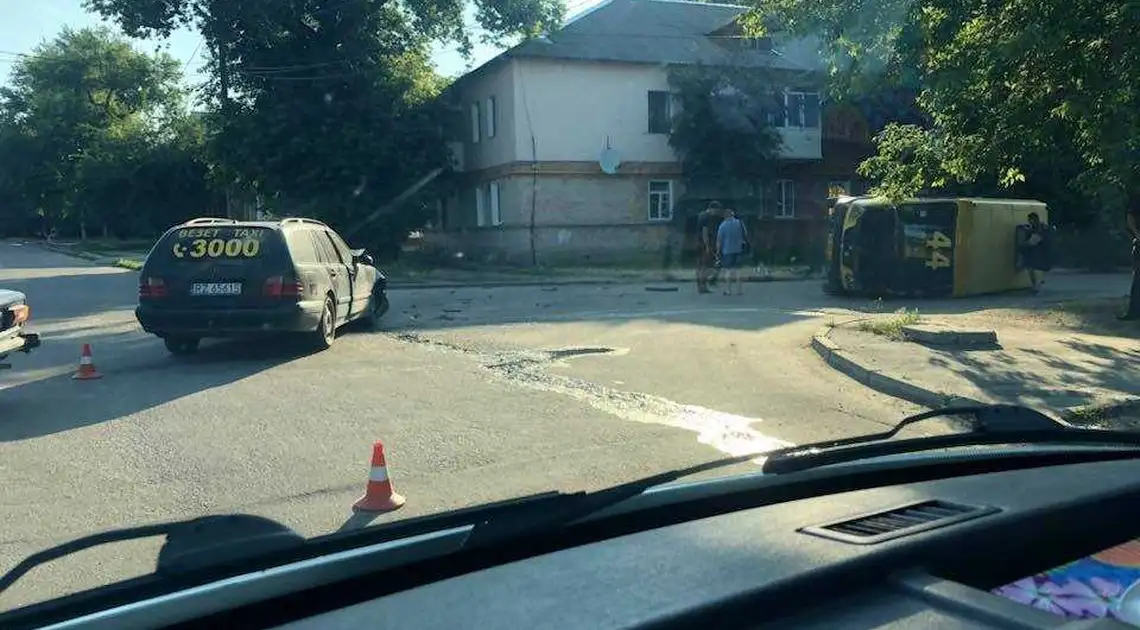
[202,1,457,257]
[666,64,783,196]
[747,0,1140,212]
[0,27,215,238]
[82,0,565,257]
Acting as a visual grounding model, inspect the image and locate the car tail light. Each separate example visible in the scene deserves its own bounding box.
[263,276,303,298]
[9,304,29,324]
[2,304,28,329]
[139,277,168,298]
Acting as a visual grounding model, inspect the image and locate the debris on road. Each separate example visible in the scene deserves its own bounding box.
[390,332,791,460]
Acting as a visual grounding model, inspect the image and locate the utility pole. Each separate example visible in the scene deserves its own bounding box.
[209,2,236,219]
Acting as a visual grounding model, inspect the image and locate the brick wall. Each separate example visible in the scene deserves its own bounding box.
[427,167,686,264]
[427,147,870,266]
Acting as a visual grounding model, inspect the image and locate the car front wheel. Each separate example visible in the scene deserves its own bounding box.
[364,287,389,330]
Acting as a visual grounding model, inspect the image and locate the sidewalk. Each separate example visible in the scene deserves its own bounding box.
[22,238,821,287]
[385,265,820,288]
[810,298,1140,425]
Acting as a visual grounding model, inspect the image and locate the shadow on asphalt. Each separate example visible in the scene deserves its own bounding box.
[0,243,95,270]
[0,333,318,442]
[0,270,139,322]
[922,336,1140,415]
[382,282,821,334]
[378,273,1131,335]
[829,274,1130,319]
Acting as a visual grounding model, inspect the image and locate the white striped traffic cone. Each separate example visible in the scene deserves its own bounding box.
[353,441,405,513]
[72,343,102,380]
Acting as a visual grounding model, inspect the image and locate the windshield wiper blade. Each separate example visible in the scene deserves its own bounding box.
[761,403,1140,474]
[462,452,761,547]
[0,514,305,598]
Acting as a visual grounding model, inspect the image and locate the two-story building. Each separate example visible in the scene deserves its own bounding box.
[427,0,871,265]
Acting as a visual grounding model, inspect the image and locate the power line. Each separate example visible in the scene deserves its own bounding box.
[183,39,203,73]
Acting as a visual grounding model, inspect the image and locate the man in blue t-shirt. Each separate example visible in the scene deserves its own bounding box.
[716,208,748,295]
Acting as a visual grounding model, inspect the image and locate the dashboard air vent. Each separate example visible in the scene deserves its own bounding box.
[800,500,999,545]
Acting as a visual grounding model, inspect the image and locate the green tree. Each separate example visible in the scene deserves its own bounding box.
[213,3,456,258]
[85,0,566,257]
[0,27,209,238]
[746,0,1140,212]
[667,64,783,207]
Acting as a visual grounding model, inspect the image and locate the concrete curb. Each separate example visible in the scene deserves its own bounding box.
[810,324,1140,423]
[33,241,103,262]
[900,324,998,348]
[810,326,979,410]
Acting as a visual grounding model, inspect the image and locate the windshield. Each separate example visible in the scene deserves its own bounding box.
[0,0,1135,616]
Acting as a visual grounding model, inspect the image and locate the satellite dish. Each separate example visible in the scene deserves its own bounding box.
[599,148,621,175]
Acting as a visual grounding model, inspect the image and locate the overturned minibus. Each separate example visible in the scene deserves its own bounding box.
[823,196,1049,298]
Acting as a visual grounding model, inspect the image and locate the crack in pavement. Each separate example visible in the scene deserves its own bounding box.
[389,331,792,460]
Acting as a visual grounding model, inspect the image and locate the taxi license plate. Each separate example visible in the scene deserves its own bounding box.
[191,282,242,296]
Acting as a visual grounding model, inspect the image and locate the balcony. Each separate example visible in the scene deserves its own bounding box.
[778,126,822,160]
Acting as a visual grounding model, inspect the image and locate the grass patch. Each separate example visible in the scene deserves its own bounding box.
[856,308,921,340]
[1065,405,1107,427]
[113,258,144,271]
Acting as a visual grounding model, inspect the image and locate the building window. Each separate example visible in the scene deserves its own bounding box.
[775,180,796,218]
[476,181,502,227]
[647,90,672,134]
[488,181,501,226]
[785,92,820,128]
[470,101,481,143]
[827,180,851,198]
[750,180,764,206]
[475,185,485,225]
[765,90,786,127]
[486,96,496,138]
[648,180,673,221]
[743,36,770,51]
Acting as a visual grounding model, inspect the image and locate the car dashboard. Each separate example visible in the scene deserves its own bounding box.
[268,456,1140,630]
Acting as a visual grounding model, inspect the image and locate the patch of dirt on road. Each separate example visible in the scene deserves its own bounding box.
[387,331,791,456]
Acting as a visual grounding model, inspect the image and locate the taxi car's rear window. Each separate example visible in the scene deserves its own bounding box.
[156,226,276,263]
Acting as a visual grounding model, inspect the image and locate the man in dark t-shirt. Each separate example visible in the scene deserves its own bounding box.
[1121,201,1140,320]
[1017,212,1049,293]
[696,201,723,293]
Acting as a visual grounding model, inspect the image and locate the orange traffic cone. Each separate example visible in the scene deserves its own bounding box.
[353,441,405,513]
[72,344,102,380]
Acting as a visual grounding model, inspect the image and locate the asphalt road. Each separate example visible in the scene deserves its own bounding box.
[0,241,1128,611]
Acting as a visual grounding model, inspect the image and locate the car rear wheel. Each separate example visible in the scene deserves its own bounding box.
[311,297,336,350]
[164,336,200,356]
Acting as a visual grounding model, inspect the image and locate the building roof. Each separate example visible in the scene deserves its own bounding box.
[449,0,821,91]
